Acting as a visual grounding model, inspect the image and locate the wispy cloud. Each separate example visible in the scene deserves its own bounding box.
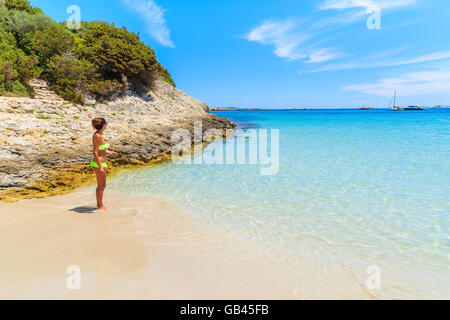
[318,0,417,12]
[314,0,418,29]
[306,48,343,63]
[343,68,450,96]
[309,11,366,30]
[244,19,341,63]
[121,0,175,48]
[312,50,450,72]
[244,0,435,79]
[245,20,308,61]
[244,0,418,65]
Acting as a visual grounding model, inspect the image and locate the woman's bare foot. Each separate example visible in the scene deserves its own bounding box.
[98,205,108,211]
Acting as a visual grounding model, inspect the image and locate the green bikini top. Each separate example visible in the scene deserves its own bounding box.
[91,143,110,151]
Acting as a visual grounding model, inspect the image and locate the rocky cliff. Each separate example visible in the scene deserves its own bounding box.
[0,80,235,201]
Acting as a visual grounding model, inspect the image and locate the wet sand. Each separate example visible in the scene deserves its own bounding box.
[0,187,373,300]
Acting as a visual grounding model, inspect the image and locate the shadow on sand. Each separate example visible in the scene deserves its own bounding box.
[69,206,98,214]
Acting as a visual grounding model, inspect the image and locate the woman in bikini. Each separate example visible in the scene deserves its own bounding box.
[91,118,118,210]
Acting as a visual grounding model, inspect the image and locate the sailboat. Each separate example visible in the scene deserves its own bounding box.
[389,90,403,110]
[389,90,427,111]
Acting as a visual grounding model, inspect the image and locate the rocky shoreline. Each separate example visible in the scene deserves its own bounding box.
[0,79,235,202]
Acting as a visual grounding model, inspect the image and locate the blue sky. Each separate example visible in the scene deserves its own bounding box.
[31,0,450,108]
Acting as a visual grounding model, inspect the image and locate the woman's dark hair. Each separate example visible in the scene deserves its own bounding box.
[92,118,107,131]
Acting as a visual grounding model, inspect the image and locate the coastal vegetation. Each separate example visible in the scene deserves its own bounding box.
[0,0,175,104]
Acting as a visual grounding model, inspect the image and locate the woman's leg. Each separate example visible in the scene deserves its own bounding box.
[94,168,107,210]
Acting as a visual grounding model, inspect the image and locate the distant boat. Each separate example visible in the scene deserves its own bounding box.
[388,91,427,111]
[404,105,427,111]
[389,90,403,111]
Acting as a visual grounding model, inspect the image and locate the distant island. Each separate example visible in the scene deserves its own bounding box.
[209,105,450,111]
[210,107,315,111]
[211,106,450,111]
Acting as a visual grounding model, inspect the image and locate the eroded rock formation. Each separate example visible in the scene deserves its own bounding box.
[0,79,235,201]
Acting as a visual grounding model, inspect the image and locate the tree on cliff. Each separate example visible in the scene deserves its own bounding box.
[4,0,33,13]
[0,0,175,103]
[0,27,40,95]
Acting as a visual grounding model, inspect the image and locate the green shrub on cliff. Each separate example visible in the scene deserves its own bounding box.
[0,0,176,103]
[26,24,75,66]
[4,0,32,13]
[0,28,40,96]
[78,23,158,77]
[46,55,97,104]
[159,67,175,87]
[2,6,53,36]
[46,54,123,104]
[0,4,8,23]
[76,22,175,89]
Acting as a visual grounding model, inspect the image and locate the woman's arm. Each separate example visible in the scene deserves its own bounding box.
[106,150,118,157]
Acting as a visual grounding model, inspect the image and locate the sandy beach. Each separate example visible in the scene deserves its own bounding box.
[0,187,290,300]
[0,186,375,300]
[1,0,449,303]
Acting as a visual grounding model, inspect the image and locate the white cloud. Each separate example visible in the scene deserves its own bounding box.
[246,20,294,43]
[244,19,341,63]
[121,0,175,48]
[306,48,342,63]
[245,0,426,76]
[245,20,308,60]
[315,0,418,29]
[318,0,417,12]
[309,11,366,30]
[343,68,450,96]
[312,50,450,72]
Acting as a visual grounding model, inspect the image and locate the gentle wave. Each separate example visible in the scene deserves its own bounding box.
[109,109,450,299]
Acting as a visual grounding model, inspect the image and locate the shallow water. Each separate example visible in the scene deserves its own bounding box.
[109,109,450,299]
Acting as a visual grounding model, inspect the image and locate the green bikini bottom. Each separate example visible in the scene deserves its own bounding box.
[90,160,108,169]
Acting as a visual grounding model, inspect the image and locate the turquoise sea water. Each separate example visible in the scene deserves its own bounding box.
[110,109,450,299]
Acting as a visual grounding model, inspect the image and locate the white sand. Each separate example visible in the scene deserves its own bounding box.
[0,187,374,300]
